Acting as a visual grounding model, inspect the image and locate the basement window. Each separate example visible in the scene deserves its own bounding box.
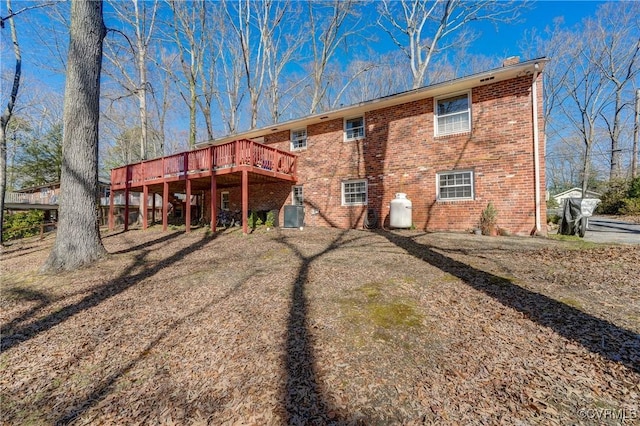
[342,179,367,205]
[292,185,304,206]
[437,170,474,200]
[221,191,230,210]
[435,92,471,136]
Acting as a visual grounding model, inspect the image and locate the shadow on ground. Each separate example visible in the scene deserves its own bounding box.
[1,231,204,353]
[276,230,371,424]
[378,230,640,374]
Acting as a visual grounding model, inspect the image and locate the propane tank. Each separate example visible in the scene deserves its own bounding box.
[390,193,412,228]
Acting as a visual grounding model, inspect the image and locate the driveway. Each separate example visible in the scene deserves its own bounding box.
[582,215,640,244]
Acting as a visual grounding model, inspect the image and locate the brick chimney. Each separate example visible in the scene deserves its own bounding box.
[502,56,520,67]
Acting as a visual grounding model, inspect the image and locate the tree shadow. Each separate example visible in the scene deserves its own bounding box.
[53,268,251,425]
[1,231,216,353]
[378,230,640,374]
[99,229,126,239]
[108,229,182,254]
[1,231,185,344]
[275,230,370,424]
[1,245,51,260]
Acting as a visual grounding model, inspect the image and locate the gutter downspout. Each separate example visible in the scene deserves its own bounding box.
[532,63,542,234]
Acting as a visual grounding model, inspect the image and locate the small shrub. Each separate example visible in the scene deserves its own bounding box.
[597,177,640,215]
[480,202,498,235]
[628,176,640,198]
[2,210,45,241]
[248,210,263,228]
[621,197,640,215]
[548,214,561,225]
[265,210,276,228]
[546,197,559,209]
[597,179,629,214]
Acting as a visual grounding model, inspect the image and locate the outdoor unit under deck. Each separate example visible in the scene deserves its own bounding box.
[283,205,304,228]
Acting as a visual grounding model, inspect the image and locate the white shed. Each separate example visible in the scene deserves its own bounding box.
[552,187,601,206]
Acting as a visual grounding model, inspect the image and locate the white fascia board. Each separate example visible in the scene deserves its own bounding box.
[196,58,549,148]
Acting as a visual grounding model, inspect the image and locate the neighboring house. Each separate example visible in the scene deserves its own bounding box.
[552,188,602,207]
[99,192,165,227]
[109,57,548,236]
[4,182,61,212]
[4,181,162,227]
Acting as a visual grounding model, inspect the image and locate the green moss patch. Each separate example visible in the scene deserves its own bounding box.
[340,282,423,331]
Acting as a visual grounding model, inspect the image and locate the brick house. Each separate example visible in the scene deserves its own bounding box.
[109,57,547,236]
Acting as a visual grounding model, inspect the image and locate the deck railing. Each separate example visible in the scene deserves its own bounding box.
[100,193,163,207]
[110,139,297,190]
[5,191,58,205]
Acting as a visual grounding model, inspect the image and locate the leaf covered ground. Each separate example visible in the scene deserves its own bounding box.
[1,227,639,425]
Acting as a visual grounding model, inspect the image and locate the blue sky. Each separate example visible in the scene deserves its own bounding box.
[1,0,610,141]
[468,1,603,58]
[6,2,607,64]
[3,1,606,92]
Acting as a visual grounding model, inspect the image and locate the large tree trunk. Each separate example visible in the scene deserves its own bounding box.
[42,0,107,271]
[0,0,22,246]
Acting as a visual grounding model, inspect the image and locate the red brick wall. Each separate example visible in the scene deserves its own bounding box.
[233,74,546,236]
[203,182,291,226]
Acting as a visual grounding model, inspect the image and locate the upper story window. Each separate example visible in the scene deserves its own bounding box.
[292,185,304,206]
[342,179,367,205]
[344,116,365,141]
[291,128,307,151]
[437,170,474,201]
[435,92,471,136]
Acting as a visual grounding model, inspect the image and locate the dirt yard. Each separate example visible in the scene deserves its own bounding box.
[1,227,639,425]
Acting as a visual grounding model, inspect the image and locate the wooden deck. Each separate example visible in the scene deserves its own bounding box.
[110,139,297,191]
[109,139,298,234]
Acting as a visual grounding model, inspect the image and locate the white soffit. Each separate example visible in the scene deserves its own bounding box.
[197,58,548,148]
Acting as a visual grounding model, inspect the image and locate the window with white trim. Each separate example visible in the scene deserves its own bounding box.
[435,92,471,136]
[344,116,365,141]
[342,179,367,205]
[437,171,474,200]
[221,191,230,210]
[292,185,303,206]
[291,128,307,150]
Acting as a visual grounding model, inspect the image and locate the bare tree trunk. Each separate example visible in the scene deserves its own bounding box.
[307,0,358,114]
[582,145,592,197]
[378,0,523,89]
[104,0,158,161]
[608,86,624,180]
[42,0,107,271]
[226,0,284,129]
[169,0,205,148]
[0,0,22,246]
[633,89,639,179]
[210,6,244,135]
[133,0,153,160]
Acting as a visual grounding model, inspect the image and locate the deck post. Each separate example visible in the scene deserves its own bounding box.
[108,186,114,231]
[163,181,169,231]
[242,169,248,234]
[124,186,130,232]
[210,175,217,230]
[184,152,189,180]
[142,184,148,229]
[185,178,192,233]
[151,192,156,225]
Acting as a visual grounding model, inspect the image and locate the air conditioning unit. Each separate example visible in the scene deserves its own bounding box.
[283,205,304,228]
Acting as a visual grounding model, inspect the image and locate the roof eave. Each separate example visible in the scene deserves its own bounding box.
[197,57,549,148]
